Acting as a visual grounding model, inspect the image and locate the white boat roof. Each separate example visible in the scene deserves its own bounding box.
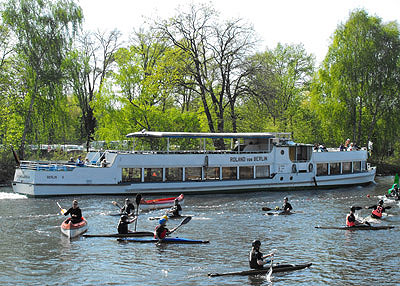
[126,130,289,139]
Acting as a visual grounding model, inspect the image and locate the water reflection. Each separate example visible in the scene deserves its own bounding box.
[0,176,399,286]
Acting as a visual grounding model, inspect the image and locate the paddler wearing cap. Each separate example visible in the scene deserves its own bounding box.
[120,198,135,216]
[367,200,388,219]
[154,216,179,241]
[281,197,293,213]
[168,198,182,217]
[117,214,137,234]
[64,200,83,224]
[249,240,274,269]
[346,206,365,227]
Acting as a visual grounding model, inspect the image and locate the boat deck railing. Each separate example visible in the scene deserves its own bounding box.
[107,149,272,155]
[18,161,100,171]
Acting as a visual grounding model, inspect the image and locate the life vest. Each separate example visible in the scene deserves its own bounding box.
[372,206,383,218]
[346,214,355,227]
[154,225,167,239]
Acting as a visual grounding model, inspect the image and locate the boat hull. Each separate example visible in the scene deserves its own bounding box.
[12,169,375,197]
[117,237,210,244]
[208,263,312,277]
[61,218,88,238]
[83,231,154,238]
[140,194,184,210]
[12,141,376,197]
[315,225,394,230]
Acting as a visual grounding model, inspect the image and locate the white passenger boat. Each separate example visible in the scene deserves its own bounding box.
[12,131,376,197]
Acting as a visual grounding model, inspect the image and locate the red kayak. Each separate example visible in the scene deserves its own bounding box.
[140,194,184,210]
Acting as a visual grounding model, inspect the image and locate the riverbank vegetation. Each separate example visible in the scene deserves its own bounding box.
[1,0,400,182]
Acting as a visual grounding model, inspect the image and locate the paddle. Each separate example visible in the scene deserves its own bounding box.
[352,206,370,226]
[134,194,142,231]
[169,216,192,234]
[112,201,122,209]
[262,206,280,211]
[57,202,66,215]
[266,256,274,282]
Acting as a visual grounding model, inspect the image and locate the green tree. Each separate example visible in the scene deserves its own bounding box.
[316,9,400,148]
[2,0,82,158]
[244,43,315,132]
[156,3,257,148]
[65,29,121,150]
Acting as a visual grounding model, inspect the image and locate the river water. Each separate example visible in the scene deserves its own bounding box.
[0,176,399,286]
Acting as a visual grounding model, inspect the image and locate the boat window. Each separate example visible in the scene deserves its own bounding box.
[165,168,183,182]
[122,168,141,182]
[342,162,352,174]
[289,146,312,162]
[222,167,237,180]
[255,165,270,178]
[353,161,361,173]
[144,168,163,182]
[239,166,253,179]
[185,167,202,181]
[204,167,220,180]
[330,162,341,175]
[316,163,328,176]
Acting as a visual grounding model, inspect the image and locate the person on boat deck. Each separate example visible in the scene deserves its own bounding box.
[121,198,135,216]
[281,197,293,213]
[367,200,387,219]
[388,184,399,198]
[249,240,274,270]
[68,157,75,163]
[76,155,83,166]
[154,216,178,240]
[64,200,83,224]
[117,215,137,234]
[168,198,182,217]
[346,206,365,227]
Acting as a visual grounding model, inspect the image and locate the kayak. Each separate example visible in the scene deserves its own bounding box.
[117,237,209,244]
[148,215,193,220]
[83,231,154,238]
[315,225,394,230]
[265,211,292,216]
[140,194,184,211]
[61,217,88,238]
[208,263,312,277]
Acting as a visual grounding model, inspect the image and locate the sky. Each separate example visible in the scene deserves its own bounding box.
[78,0,400,63]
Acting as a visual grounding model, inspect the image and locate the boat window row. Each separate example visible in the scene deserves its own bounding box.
[316,161,364,176]
[122,165,271,183]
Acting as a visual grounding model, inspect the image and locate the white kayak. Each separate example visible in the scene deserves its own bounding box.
[61,217,88,238]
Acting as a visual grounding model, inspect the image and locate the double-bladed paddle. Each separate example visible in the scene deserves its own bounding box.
[266,257,274,282]
[134,194,142,231]
[262,206,280,211]
[112,201,122,209]
[57,202,66,215]
[169,216,192,234]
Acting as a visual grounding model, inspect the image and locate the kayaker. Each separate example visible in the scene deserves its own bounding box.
[346,206,366,227]
[168,198,182,217]
[281,197,293,213]
[64,200,83,224]
[249,240,274,269]
[154,216,178,241]
[367,200,387,219]
[117,215,137,234]
[120,198,135,216]
[387,184,399,199]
